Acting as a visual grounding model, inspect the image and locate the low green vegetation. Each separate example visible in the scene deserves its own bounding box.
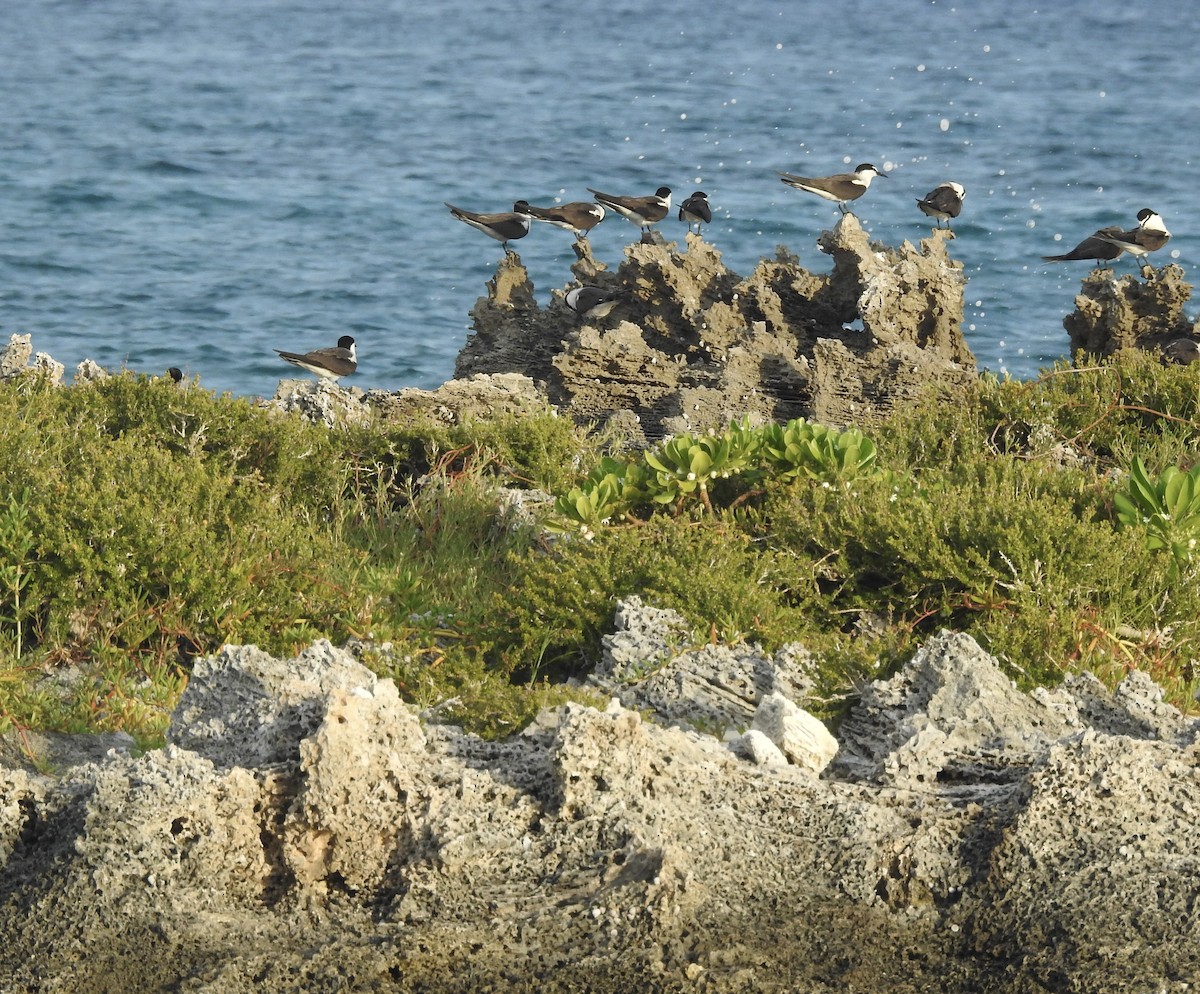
[1,350,1199,749]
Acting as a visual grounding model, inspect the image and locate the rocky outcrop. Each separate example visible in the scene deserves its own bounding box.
[0,332,66,384]
[455,219,976,442]
[1,627,1197,994]
[1063,263,1199,358]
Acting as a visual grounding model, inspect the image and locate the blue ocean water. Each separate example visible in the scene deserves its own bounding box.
[0,0,1197,399]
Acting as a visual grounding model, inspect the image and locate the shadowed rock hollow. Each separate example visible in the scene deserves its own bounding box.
[455,217,976,441]
[1,624,1197,994]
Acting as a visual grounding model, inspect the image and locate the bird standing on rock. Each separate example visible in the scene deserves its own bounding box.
[587,186,672,234]
[445,202,531,254]
[779,163,885,213]
[1093,208,1170,269]
[678,191,712,234]
[274,336,357,381]
[916,182,965,229]
[1043,209,1170,270]
[515,200,605,239]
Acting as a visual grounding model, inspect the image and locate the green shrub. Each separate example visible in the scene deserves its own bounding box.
[478,513,825,683]
[5,350,1200,745]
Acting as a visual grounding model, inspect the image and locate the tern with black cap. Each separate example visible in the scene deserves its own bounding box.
[916,182,965,229]
[445,202,531,254]
[678,191,712,234]
[1043,209,1169,268]
[515,200,605,239]
[779,163,885,213]
[1042,227,1126,264]
[1093,208,1170,266]
[274,335,358,381]
[1162,339,1200,366]
[587,186,672,233]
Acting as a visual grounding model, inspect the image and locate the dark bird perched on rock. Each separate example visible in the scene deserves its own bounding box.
[587,186,672,233]
[779,163,885,213]
[678,191,712,234]
[564,286,626,321]
[445,202,531,254]
[1093,209,1170,269]
[916,182,965,229]
[274,335,357,381]
[1162,338,1200,365]
[515,200,605,239]
[1044,210,1170,269]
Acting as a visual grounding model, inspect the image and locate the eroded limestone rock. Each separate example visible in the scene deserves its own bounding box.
[750,691,839,774]
[2,630,1198,993]
[0,333,65,385]
[365,370,552,426]
[1063,263,1198,358]
[592,595,817,735]
[454,220,976,441]
[266,377,372,427]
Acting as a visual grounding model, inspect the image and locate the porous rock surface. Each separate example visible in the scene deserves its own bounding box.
[1063,263,1200,358]
[1,628,1198,993]
[454,218,977,441]
[0,332,66,384]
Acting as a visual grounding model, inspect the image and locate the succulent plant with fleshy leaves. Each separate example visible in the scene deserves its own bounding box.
[1114,458,1200,567]
[759,419,877,483]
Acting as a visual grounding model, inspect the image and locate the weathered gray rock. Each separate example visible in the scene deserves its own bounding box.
[0,333,65,385]
[1063,263,1198,358]
[750,691,839,774]
[454,220,976,442]
[166,639,380,768]
[827,630,1076,788]
[266,377,372,426]
[366,370,552,425]
[0,334,33,379]
[74,358,111,383]
[1,630,1199,994]
[730,728,788,767]
[0,729,135,776]
[592,595,816,733]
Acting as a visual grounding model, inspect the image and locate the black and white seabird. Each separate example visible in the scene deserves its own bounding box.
[587,186,672,233]
[1162,338,1200,366]
[678,191,712,234]
[564,286,626,321]
[916,182,965,228]
[1093,208,1171,266]
[445,202,531,254]
[515,200,605,238]
[1043,210,1170,268]
[779,163,885,213]
[274,335,357,381]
